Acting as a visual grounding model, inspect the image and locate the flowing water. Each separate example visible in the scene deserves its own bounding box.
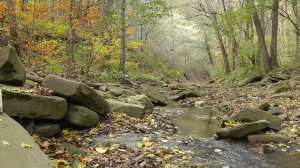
[167,107,300,168]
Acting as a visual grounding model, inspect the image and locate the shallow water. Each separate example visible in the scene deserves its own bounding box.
[167,107,300,168]
[168,107,221,138]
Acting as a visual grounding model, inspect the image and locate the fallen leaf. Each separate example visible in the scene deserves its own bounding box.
[95,147,108,154]
[21,143,33,149]
[2,140,10,146]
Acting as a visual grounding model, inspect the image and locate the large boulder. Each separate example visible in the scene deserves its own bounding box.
[107,100,145,119]
[42,75,110,116]
[65,104,100,128]
[34,123,61,138]
[216,120,270,139]
[142,87,168,106]
[248,134,290,143]
[2,89,67,119]
[0,46,26,86]
[127,95,154,109]
[237,108,282,131]
[0,114,52,168]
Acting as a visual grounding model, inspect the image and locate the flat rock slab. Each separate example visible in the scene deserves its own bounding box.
[0,46,26,86]
[43,75,110,116]
[107,100,145,119]
[237,107,282,131]
[127,95,154,109]
[66,104,100,128]
[171,91,207,101]
[142,87,168,106]
[0,114,52,168]
[216,120,270,139]
[248,134,290,143]
[2,89,67,119]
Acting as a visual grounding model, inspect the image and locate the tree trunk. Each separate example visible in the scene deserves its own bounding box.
[119,0,126,73]
[248,0,272,72]
[205,0,230,74]
[6,0,19,53]
[205,34,214,66]
[270,0,279,67]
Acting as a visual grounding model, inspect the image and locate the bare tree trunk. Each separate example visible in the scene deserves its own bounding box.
[205,34,214,66]
[119,0,126,73]
[270,0,279,67]
[248,0,272,72]
[205,0,230,74]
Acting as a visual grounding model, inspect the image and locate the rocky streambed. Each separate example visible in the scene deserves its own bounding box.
[0,46,300,167]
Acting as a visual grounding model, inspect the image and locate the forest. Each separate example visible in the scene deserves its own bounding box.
[0,0,300,168]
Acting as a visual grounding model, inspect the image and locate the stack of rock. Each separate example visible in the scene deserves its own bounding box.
[0,46,110,137]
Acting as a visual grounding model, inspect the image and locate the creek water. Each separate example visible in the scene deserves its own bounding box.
[167,107,300,168]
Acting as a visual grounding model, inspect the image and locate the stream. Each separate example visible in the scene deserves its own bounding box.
[166,107,300,168]
[93,105,299,167]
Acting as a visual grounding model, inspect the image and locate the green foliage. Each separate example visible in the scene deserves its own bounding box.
[227,66,263,82]
[211,64,225,79]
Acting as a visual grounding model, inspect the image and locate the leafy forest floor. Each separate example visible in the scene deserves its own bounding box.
[33,76,300,168]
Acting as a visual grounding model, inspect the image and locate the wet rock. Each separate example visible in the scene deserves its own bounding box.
[216,120,270,139]
[238,74,263,87]
[259,102,271,111]
[0,46,26,86]
[268,107,284,116]
[237,108,282,131]
[293,110,300,118]
[65,104,100,128]
[171,91,207,101]
[142,87,168,106]
[0,114,52,168]
[107,100,145,118]
[35,123,61,137]
[127,95,154,109]
[43,75,110,116]
[248,134,290,143]
[2,89,67,119]
[270,92,293,99]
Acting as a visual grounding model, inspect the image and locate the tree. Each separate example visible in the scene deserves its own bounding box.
[204,0,230,74]
[270,0,279,67]
[248,0,272,72]
[6,0,19,53]
[119,0,126,73]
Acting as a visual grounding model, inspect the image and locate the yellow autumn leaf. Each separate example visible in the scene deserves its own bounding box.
[143,137,150,142]
[95,147,108,154]
[2,140,10,146]
[21,143,33,149]
[290,128,298,134]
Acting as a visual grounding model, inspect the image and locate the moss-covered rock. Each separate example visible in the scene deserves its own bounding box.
[65,104,99,128]
[0,46,26,86]
[2,89,67,119]
[43,75,110,117]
